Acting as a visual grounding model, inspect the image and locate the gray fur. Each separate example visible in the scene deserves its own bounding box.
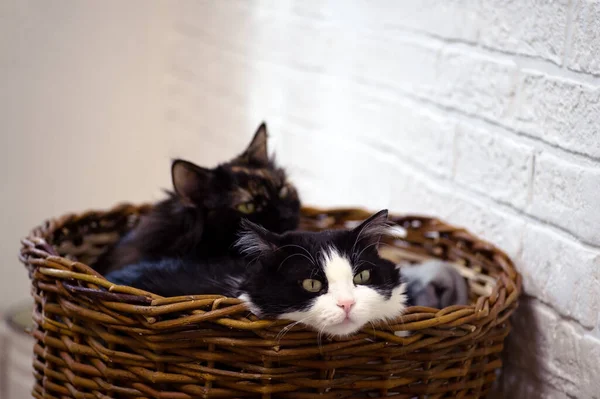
[402,260,469,308]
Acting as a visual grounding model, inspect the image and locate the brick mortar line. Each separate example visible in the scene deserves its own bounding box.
[203,0,594,83]
[353,77,600,166]
[520,294,599,335]
[346,23,600,83]
[166,29,600,166]
[357,139,600,252]
[175,4,600,84]
[166,59,600,169]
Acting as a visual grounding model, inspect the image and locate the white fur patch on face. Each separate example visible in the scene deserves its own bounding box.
[280,247,407,337]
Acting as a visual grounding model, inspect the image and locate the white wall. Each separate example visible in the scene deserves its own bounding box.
[0,1,173,309]
[2,1,600,398]
[0,1,177,396]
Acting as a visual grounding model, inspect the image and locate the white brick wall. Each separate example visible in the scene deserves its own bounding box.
[165,1,600,397]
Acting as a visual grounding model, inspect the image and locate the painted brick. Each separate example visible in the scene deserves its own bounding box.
[366,0,567,64]
[513,72,600,158]
[389,169,454,217]
[361,99,456,178]
[177,0,442,99]
[530,152,600,244]
[550,321,582,391]
[454,123,534,208]
[520,224,600,328]
[580,335,600,399]
[434,48,518,122]
[568,0,600,75]
[278,129,394,211]
[477,0,568,64]
[442,197,525,259]
[372,0,480,43]
[388,163,525,258]
[355,37,441,100]
[177,2,519,129]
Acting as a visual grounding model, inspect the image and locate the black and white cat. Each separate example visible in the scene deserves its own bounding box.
[107,209,408,337]
[236,209,407,337]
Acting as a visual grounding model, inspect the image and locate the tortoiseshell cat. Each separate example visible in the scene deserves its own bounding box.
[95,123,300,275]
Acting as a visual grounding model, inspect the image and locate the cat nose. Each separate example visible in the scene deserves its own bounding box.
[337,299,355,313]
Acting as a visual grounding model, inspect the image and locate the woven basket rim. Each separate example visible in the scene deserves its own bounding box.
[20,202,521,335]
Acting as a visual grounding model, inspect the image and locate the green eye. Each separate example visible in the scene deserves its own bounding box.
[301,279,323,293]
[353,270,371,285]
[237,202,255,214]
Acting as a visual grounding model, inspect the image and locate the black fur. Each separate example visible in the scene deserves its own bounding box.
[106,210,403,319]
[106,256,246,298]
[237,209,401,316]
[95,123,300,275]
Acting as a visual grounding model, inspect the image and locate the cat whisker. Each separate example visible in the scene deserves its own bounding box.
[277,253,316,270]
[354,260,377,271]
[316,324,328,354]
[353,241,384,263]
[350,225,365,257]
[368,321,378,340]
[353,241,396,261]
[276,244,317,266]
[276,320,306,343]
[350,216,391,256]
[275,315,314,343]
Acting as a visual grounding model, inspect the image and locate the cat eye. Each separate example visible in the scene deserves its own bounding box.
[353,270,371,285]
[279,185,289,199]
[301,279,323,293]
[237,202,256,214]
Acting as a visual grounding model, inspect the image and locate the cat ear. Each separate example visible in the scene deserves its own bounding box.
[171,159,213,206]
[351,209,390,249]
[236,219,279,259]
[235,122,269,166]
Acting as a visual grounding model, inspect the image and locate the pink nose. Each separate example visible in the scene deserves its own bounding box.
[337,299,355,313]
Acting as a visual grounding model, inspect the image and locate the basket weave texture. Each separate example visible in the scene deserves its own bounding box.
[20,204,521,399]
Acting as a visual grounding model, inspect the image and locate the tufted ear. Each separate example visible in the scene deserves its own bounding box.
[234,122,269,166]
[235,219,280,259]
[171,159,213,206]
[350,209,390,249]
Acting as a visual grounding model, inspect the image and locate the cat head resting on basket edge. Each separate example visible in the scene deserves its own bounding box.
[236,209,407,337]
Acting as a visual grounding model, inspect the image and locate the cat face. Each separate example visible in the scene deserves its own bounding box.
[171,123,300,234]
[236,210,407,337]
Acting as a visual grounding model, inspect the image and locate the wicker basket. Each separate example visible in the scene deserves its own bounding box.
[20,204,521,399]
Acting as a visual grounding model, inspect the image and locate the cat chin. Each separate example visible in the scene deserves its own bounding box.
[277,284,408,338]
[318,320,365,337]
[238,286,408,338]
